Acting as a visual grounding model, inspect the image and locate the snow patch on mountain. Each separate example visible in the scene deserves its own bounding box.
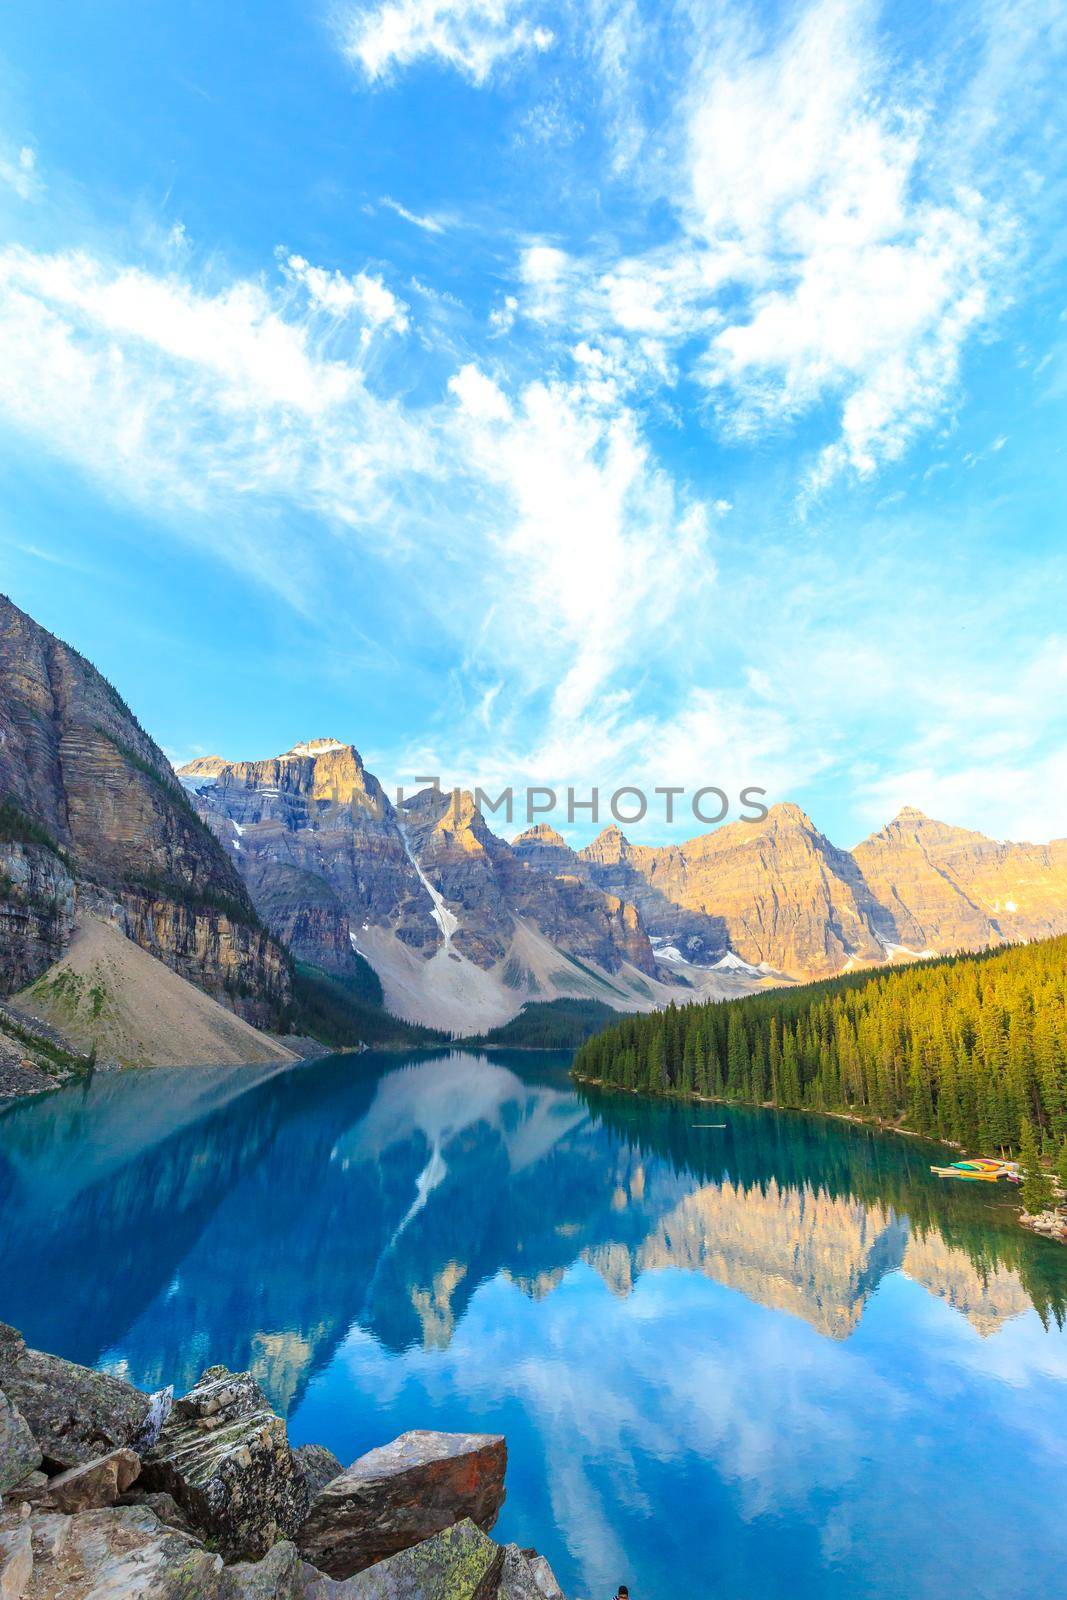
[288,739,348,757]
[396,821,459,948]
[878,938,938,961]
[713,950,766,976]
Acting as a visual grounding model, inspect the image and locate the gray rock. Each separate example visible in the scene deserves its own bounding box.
[18,1502,222,1598]
[172,1366,267,1427]
[116,1489,200,1538]
[296,1519,504,1600]
[141,1366,309,1561]
[0,1327,24,1377]
[496,1545,545,1600]
[28,1513,71,1567]
[0,1520,32,1600]
[216,1539,307,1600]
[298,1430,506,1579]
[0,1344,151,1470]
[0,1389,40,1494]
[2,1472,47,1507]
[293,1444,344,1502]
[526,1552,565,1599]
[41,1447,140,1513]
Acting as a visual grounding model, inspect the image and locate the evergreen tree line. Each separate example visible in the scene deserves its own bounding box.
[573,935,1067,1170]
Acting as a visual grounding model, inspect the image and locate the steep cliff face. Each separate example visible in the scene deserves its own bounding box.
[403,789,658,977]
[182,749,661,1029]
[515,823,726,969]
[579,805,891,976]
[0,595,290,1024]
[0,839,75,992]
[186,750,658,979]
[183,741,439,973]
[853,806,1067,953]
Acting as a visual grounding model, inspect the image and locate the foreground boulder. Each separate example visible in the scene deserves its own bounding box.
[299,1518,504,1600]
[215,1539,309,1600]
[0,1387,41,1492]
[0,1324,151,1470]
[496,1544,548,1600]
[297,1430,506,1579]
[141,1365,309,1560]
[0,1505,322,1599]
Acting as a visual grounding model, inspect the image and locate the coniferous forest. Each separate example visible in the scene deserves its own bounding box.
[572,935,1067,1156]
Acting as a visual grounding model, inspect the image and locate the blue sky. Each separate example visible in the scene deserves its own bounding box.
[1,0,1065,847]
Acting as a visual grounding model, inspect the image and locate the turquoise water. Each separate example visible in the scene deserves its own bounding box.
[2,1049,1066,1597]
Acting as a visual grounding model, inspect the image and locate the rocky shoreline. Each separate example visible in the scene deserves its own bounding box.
[0,1321,565,1598]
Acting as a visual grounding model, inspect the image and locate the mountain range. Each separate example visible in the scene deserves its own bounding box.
[3,591,1067,1052]
[180,737,1067,1032]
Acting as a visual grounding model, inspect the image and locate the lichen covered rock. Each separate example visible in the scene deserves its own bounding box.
[141,1366,308,1561]
[0,1331,151,1470]
[297,1518,504,1600]
[0,1387,41,1493]
[12,1502,221,1597]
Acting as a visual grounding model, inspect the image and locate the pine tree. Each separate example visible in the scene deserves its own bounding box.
[1020,1122,1055,1216]
[571,933,1067,1151]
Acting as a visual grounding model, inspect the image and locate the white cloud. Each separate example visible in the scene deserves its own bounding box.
[448,361,511,421]
[0,245,431,602]
[0,144,38,201]
[489,293,518,334]
[447,359,715,725]
[380,196,447,234]
[509,0,1016,493]
[341,0,554,85]
[0,239,719,760]
[282,253,410,334]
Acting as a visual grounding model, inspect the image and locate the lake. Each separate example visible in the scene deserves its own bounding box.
[1,1048,1066,1598]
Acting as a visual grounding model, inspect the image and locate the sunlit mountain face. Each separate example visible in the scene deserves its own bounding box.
[2,1050,1066,1597]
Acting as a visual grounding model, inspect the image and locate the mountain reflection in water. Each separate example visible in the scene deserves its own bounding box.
[2,1049,1066,1599]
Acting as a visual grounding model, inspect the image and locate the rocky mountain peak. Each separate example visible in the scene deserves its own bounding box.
[579,825,632,865]
[282,738,351,759]
[514,824,569,849]
[402,785,493,852]
[892,805,931,823]
[177,754,231,779]
[763,800,817,831]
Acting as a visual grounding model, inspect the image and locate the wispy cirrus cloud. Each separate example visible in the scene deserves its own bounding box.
[380,196,448,234]
[0,244,430,602]
[506,0,1030,494]
[0,238,717,742]
[340,0,555,85]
